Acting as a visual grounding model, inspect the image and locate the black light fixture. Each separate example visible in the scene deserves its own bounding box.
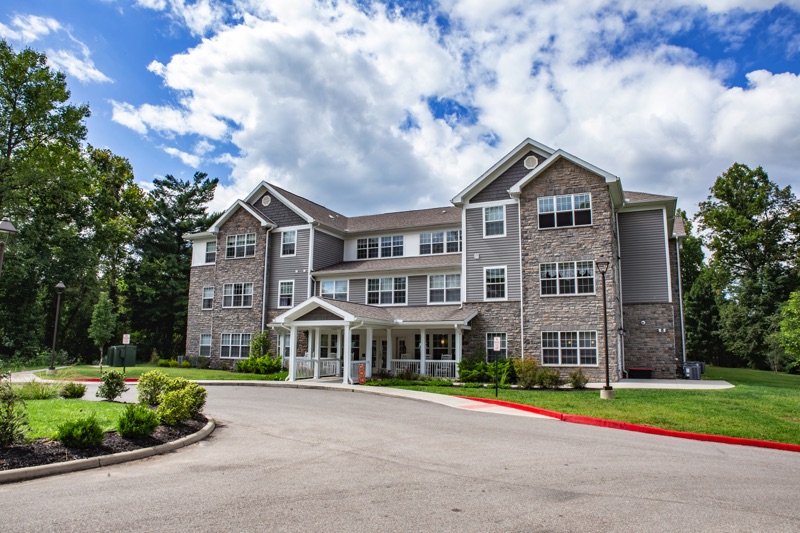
[596,258,615,399]
[0,218,18,278]
[47,281,66,375]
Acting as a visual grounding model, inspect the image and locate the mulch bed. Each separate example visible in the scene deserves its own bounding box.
[0,414,207,471]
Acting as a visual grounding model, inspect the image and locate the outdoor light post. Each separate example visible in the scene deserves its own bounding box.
[0,217,19,279]
[596,258,615,400]
[48,281,66,375]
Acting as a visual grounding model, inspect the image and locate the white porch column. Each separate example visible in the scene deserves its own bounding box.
[343,324,352,384]
[288,326,298,382]
[455,327,463,379]
[313,328,321,379]
[366,327,374,366]
[386,328,393,373]
[420,328,427,376]
[336,331,342,362]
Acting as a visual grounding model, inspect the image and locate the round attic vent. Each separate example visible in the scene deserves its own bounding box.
[523,155,539,170]
[261,195,271,207]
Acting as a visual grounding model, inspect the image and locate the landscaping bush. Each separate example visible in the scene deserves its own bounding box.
[61,382,87,399]
[157,358,170,367]
[117,404,160,438]
[514,358,539,389]
[137,370,169,406]
[96,370,129,401]
[56,415,104,448]
[567,368,589,389]
[168,359,179,368]
[0,372,29,447]
[157,382,206,426]
[458,356,493,383]
[536,368,563,389]
[236,354,282,375]
[181,360,191,368]
[15,381,62,400]
[196,356,210,369]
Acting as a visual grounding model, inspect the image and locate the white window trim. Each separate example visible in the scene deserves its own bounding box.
[204,241,216,264]
[483,205,506,238]
[280,230,297,257]
[320,279,349,301]
[427,273,462,305]
[201,286,214,310]
[365,276,408,306]
[483,265,508,301]
[540,330,599,366]
[225,232,257,259]
[537,193,594,230]
[220,332,252,359]
[539,260,596,297]
[199,334,212,357]
[222,282,254,309]
[485,332,508,358]
[278,279,295,308]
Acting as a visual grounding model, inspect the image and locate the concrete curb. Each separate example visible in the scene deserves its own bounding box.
[0,418,216,484]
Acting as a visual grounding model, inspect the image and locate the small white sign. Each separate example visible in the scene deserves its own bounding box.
[493,336,501,352]
[122,334,130,345]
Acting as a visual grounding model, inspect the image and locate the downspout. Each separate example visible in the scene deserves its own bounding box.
[261,228,272,333]
[676,237,686,363]
[614,209,625,377]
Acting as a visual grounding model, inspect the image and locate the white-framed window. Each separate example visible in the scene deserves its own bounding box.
[221,333,251,358]
[202,286,214,309]
[538,193,592,229]
[485,332,507,358]
[381,236,404,257]
[279,333,291,358]
[367,277,406,305]
[484,266,506,300]
[446,230,462,253]
[429,274,461,303]
[320,333,339,357]
[226,233,256,258]
[278,280,294,308]
[222,282,253,308]
[281,230,296,256]
[204,241,216,263]
[420,231,461,255]
[484,205,505,237]
[541,331,597,365]
[357,237,379,259]
[199,334,211,357]
[540,261,595,296]
[320,280,348,300]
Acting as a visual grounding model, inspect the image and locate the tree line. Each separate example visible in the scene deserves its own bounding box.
[1,40,799,371]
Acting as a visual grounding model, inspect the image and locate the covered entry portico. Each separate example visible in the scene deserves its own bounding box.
[270,297,477,384]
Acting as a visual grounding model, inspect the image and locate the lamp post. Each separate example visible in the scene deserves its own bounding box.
[0,217,19,278]
[47,281,66,375]
[596,258,615,400]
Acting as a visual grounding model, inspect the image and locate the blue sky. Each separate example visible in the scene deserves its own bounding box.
[2,0,799,217]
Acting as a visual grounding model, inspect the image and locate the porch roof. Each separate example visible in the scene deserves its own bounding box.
[313,254,461,275]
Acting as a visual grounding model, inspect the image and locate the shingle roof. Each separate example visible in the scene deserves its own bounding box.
[269,183,349,231]
[314,254,462,275]
[673,215,686,238]
[624,191,676,203]
[317,298,477,324]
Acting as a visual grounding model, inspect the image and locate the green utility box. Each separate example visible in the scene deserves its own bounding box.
[105,345,137,367]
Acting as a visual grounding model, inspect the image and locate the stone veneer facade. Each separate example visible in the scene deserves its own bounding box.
[462,302,522,358]
[518,158,621,381]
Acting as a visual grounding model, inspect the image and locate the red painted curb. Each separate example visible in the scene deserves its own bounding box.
[457,396,800,453]
[74,378,139,383]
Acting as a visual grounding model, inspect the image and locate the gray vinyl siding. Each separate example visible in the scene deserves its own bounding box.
[313,230,344,270]
[349,279,366,303]
[471,151,547,203]
[407,275,427,306]
[268,228,310,308]
[465,203,521,301]
[253,193,306,228]
[618,210,669,303]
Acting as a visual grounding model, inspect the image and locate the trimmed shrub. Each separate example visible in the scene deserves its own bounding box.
[181,360,191,368]
[61,382,87,399]
[458,356,493,383]
[567,368,589,389]
[168,359,179,368]
[137,370,169,406]
[236,355,282,375]
[513,359,539,389]
[157,383,206,426]
[117,404,160,438]
[56,416,104,448]
[0,372,29,447]
[15,381,62,400]
[157,358,170,367]
[196,356,210,369]
[536,368,563,389]
[96,370,129,401]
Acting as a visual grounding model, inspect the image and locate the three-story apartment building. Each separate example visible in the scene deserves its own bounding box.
[184,138,686,383]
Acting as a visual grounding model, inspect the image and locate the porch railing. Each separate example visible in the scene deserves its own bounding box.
[426,360,458,379]
[320,358,339,377]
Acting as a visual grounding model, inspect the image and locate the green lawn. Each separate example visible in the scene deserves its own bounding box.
[25,399,128,439]
[36,364,287,381]
[397,367,800,445]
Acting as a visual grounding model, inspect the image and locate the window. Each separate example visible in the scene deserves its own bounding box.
[485,333,507,358]
[367,277,406,305]
[357,237,379,259]
[541,331,597,365]
[429,274,461,303]
[199,334,211,356]
[281,230,296,256]
[222,283,253,308]
[320,280,348,300]
[381,236,403,257]
[446,230,462,253]
[226,233,256,258]
[538,193,592,228]
[484,206,505,237]
[205,241,216,263]
[484,267,506,300]
[320,334,338,357]
[278,280,294,308]
[202,286,214,310]
[279,334,291,358]
[540,261,595,296]
[221,333,251,358]
[431,334,455,359]
[420,231,461,255]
